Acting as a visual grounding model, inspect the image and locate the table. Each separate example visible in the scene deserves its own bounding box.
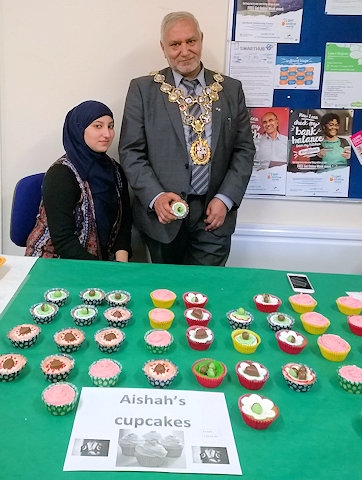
[1,258,361,480]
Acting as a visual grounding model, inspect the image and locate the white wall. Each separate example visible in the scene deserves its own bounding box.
[1,0,361,266]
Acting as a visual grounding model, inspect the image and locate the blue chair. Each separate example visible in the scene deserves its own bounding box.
[10,173,45,247]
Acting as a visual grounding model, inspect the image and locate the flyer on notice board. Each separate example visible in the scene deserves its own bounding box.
[63,387,242,475]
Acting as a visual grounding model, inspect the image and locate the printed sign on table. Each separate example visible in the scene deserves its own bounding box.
[64,387,242,475]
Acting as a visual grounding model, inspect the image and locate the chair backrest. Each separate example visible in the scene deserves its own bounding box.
[10,173,45,247]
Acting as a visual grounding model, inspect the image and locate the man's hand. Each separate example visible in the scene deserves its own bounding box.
[204,197,227,231]
[154,192,181,224]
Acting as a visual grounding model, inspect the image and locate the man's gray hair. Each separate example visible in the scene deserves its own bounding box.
[160,11,202,41]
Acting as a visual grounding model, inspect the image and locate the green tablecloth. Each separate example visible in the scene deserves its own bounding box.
[1,259,361,480]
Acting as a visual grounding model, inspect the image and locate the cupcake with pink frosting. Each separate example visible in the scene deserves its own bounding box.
[300,312,330,335]
[150,289,176,308]
[289,293,317,314]
[89,358,122,387]
[337,364,362,394]
[144,329,174,354]
[317,334,351,362]
[148,308,175,330]
[336,296,362,315]
[347,315,362,336]
[42,382,78,415]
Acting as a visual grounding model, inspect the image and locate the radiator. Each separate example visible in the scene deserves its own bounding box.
[227,224,362,274]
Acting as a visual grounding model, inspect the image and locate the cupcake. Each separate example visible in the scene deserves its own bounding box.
[282,362,317,392]
[191,358,227,388]
[7,324,41,348]
[182,291,208,309]
[275,329,308,354]
[184,307,212,327]
[94,327,125,353]
[40,354,75,382]
[226,307,254,330]
[104,307,132,328]
[253,293,281,313]
[42,382,78,415]
[79,288,105,306]
[161,435,184,457]
[231,329,261,354]
[336,296,362,315]
[44,288,69,306]
[148,308,175,330]
[118,433,141,456]
[30,302,58,324]
[235,361,269,390]
[144,329,174,354]
[105,290,131,307]
[289,293,317,313]
[300,312,330,335]
[71,304,98,326]
[238,393,279,430]
[53,327,85,353]
[135,439,167,467]
[186,325,214,351]
[89,358,122,387]
[347,315,362,336]
[143,359,178,388]
[150,289,176,308]
[317,334,351,362]
[170,199,189,219]
[0,353,27,382]
[337,365,362,394]
[267,312,295,332]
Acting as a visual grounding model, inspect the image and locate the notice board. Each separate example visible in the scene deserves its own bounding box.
[227,0,362,199]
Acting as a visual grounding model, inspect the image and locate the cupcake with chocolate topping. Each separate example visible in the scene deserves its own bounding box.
[282,362,317,392]
[231,329,261,354]
[30,302,58,324]
[275,329,308,354]
[170,199,189,219]
[104,307,132,328]
[192,358,227,388]
[79,288,105,306]
[0,353,27,382]
[267,312,295,332]
[7,324,41,349]
[236,361,269,390]
[94,327,125,353]
[186,325,214,351]
[105,290,131,307]
[143,359,178,388]
[253,293,281,313]
[40,354,75,383]
[54,327,85,353]
[71,304,98,326]
[184,307,212,327]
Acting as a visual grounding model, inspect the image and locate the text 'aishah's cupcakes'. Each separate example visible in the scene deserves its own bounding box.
[42,382,79,415]
[238,393,279,430]
[7,324,41,349]
[192,358,227,388]
[143,359,178,388]
[0,353,27,382]
[89,358,122,387]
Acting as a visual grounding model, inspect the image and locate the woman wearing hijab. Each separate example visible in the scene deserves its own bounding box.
[26,100,132,261]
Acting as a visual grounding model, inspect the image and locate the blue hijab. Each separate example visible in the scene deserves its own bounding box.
[63,100,118,247]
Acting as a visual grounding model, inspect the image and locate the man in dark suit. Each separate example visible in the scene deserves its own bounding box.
[119,11,255,266]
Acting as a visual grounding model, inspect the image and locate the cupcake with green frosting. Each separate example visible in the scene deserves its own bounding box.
[71,304,98,326]
[79,288,105,306]
[30,302,58,324]
[192,358,227,388]
[44,288,69,306]
[231,329,261,354]
[227,307,254,330]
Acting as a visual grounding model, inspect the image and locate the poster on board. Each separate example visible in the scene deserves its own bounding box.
[233,0,304,43]
[246,107,289,195]
[286,109,353,197]
[325,0,362,15]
